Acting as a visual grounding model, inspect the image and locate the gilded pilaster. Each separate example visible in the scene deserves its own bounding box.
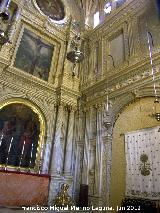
[128,17,142,63]
[102,36,107,76]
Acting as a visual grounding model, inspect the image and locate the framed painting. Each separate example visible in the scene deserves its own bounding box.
[0,100,44,170]
[14,28,54,81]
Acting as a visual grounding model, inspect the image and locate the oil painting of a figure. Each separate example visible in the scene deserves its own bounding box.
[0,103,40,168]
[14,28,54,81]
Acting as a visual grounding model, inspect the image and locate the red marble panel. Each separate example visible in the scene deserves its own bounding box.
[0,170,50,206]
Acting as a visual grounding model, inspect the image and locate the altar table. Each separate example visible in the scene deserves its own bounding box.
[0,170,50,207]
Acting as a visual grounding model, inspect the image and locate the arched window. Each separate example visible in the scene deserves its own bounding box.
[104,2,112,14]
[94,11,100,28]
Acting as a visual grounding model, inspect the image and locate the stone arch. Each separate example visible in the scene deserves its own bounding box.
[0,97,46,171]
[109,95,160,209]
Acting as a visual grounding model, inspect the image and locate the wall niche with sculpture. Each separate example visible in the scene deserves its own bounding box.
[0,100,45,171]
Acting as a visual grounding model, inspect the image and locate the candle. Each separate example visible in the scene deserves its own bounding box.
[0,134,3,147]
[5,137,13,169]
[30,143,33,159]
[21,141,25,156]
[8,137,13,154]
[28,143,34,172]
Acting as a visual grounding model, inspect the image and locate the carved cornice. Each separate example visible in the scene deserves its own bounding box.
[60,87,80,108]
[4,66,56,91]
[81,53,160,100]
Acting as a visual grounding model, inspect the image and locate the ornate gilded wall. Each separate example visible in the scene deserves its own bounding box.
[0,0,160,209]
[0,0,81,204]
[75,0,160,209]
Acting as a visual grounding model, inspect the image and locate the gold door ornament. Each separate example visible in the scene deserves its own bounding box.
[139,154,152,176]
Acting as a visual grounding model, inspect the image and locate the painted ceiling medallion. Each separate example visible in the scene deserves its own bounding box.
[36,0,65,21]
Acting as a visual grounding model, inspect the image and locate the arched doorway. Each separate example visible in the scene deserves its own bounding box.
[110,97,160,209]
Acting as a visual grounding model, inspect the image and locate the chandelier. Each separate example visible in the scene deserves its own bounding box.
[66,33,84,75]
[103,55,115,129]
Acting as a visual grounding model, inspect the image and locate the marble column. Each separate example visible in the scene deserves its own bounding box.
[94,104,103,197]
[73,140,84,200]
[63,108,75,176]
[41,104,57,174]
[49,104,65,176]
[101,132,113,206]
[82,108,90,185]
[88,141,96,195]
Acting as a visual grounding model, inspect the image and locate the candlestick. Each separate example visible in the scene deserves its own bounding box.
[17,140,25,171]
[21,140,25,156]
[30,143,33,159]
[28,143,34,173]
[5,137,13,169]
[8,137,13,154]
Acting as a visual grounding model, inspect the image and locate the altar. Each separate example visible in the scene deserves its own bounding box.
[0,170,50,207]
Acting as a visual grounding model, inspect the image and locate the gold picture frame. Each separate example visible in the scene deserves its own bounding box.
[0,98,45,173]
